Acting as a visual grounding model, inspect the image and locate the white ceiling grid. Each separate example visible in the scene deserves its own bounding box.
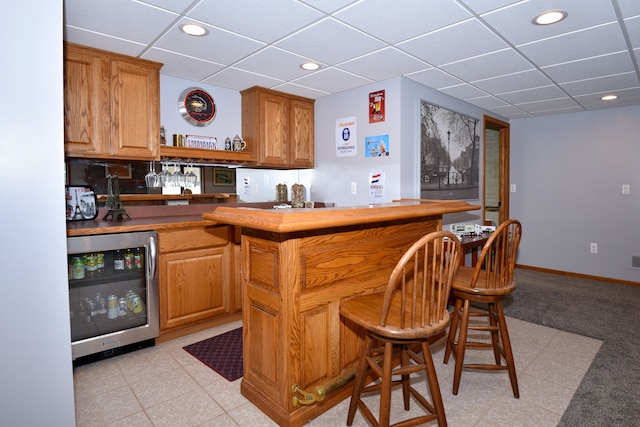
[63,0,640,118]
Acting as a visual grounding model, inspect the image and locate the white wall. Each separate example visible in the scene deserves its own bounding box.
[0,1,76,425]
[312,78,403,206]
[511,105,640,282]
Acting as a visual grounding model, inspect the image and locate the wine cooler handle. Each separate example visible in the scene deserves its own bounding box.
[148,235,157,280]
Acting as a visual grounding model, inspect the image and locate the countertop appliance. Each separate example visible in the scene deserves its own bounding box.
[67,231,159,360]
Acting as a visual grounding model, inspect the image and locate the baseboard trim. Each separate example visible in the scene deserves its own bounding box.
[516,264,640,288]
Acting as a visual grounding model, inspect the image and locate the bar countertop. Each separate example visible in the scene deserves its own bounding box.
[203,199,480,233]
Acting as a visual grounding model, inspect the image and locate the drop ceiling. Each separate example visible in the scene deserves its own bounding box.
[64,0,640,119]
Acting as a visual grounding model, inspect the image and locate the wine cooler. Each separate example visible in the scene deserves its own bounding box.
[67,231,159,360]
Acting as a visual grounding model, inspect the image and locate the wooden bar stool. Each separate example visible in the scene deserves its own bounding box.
[340,231,462,427]
[443,219,522,398]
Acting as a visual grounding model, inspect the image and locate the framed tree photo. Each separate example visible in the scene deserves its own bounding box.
[420,100,480,200]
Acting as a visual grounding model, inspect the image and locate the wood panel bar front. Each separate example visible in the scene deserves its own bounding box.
[203,200,479,426]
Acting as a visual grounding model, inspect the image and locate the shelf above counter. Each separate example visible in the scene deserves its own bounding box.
[159,146,256,166]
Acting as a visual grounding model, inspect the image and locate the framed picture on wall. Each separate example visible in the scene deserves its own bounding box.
[213,167,235,186]
[420,100,479,200]
[105,163,132,179]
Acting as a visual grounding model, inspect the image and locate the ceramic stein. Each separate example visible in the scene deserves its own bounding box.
[233,135,246,152]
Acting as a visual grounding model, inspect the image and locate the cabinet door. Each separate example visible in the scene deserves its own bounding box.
[159,246,230,330]
[259,91,289,167]
[63,45,110,156]
[289,98,314,168]
[110,58,160,160]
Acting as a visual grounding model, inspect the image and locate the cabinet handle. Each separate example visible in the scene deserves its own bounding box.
[148,235,157,280]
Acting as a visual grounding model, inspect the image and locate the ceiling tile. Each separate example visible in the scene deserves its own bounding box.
[339,48,429,81]
[624,16,640,46]
[139,0,195,14]
[516,97,582,115]
[460,0,522,15]
[473,69,553,94]
[64,0,178,44]
[517,23,628,67]
[464,95,510,109]
[335,0,470,44]
[617,0,640,16]
[405,68,464,89]
[561,72,640,96]
[154,19,265,65]
[202,68,284,91]
[142,48,225,82]
[271,83,331,99]
[481,0,617,46]
[398,19,508,66]
[299,0,359,14]
[542,51,636,83]
[497,85,568,104]
[292,67,373,94]
[574,87,640,109]
[188,0,323,44]
[276,18,385,64]
[439,84,488,100]
[441,48,533,82]
[234,47,324,81]
[64,27,147,57]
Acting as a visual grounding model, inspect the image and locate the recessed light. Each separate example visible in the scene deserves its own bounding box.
[300,62,320,71]
[180,23,208,36]
[532,10,568,25]
[601,95,618,101]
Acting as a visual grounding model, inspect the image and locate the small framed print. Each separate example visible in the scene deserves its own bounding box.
[105,163,132,179]
[213,167,235,186]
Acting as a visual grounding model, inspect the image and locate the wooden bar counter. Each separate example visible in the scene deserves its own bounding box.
[203,199,479,426]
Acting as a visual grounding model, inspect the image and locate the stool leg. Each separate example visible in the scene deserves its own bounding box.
[422,341,448,427]
[347,335,373,425]
[443,297,462,364]
[379,341,394,427]
[401,345,411,410]
[496,302,519,398]
[488,302,502,365]
[452,299,471,395]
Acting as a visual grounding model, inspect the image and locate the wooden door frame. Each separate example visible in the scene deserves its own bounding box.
[483,115,510,225]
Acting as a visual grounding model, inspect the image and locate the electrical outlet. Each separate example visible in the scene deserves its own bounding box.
[622,184,630,195]
[510,184,517,193]
[590,243,598,254]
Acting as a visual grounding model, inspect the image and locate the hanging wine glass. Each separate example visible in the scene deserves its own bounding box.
[172,161,185,188]
[145,161,158,187]
[185,163,198,188]
[158,162,171,187]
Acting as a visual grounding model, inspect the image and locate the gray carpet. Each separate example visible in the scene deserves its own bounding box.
[503,268,640,426]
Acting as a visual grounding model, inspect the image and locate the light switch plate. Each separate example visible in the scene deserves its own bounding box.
[510,184,516,193]
[622,184,630,194]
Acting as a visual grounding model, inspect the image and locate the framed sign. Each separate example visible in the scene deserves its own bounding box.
[213,167,235,186]
[369,90,385,123]
[178,87,216,126]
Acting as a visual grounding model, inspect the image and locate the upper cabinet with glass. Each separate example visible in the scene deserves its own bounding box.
[63,43,162,161]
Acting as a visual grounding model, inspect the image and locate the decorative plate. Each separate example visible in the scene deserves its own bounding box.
[178,87,216,126]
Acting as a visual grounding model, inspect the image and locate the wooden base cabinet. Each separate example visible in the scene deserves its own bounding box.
[158,226,235,334]
[64,42,161,160]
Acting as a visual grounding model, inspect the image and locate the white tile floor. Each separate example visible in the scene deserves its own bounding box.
[74,316,602,426]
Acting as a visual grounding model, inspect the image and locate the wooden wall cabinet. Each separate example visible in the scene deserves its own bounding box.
[241,86,314,168]
[157,225,236,333]
[64,42,162,161]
